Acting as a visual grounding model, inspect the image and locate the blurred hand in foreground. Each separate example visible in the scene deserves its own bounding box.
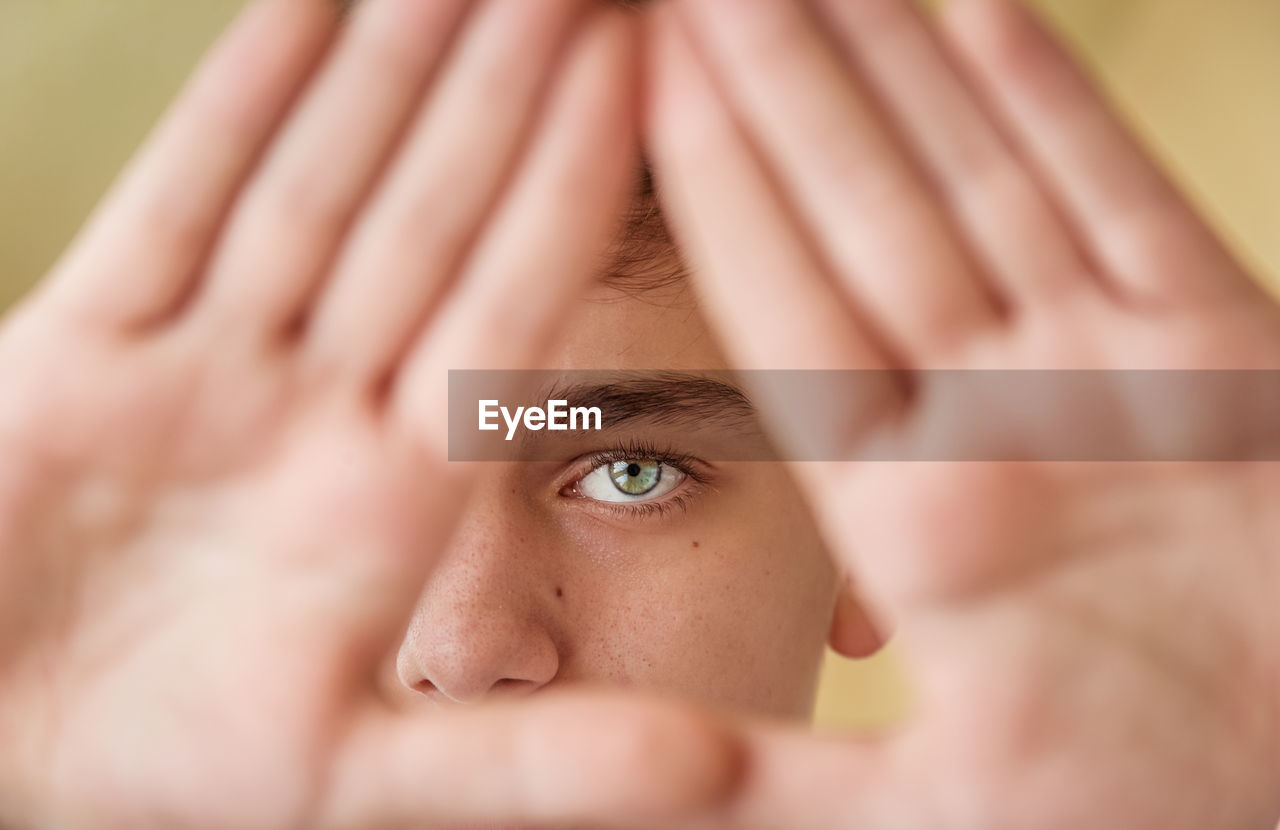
[0,1,739,827]
[3,0,1280,827]
[649,0,1280,826]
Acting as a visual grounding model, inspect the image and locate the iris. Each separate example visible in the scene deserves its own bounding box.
[609,460,662,495]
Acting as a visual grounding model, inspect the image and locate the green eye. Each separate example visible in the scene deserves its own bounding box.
[609,460,662,496]
[573,456,687,507]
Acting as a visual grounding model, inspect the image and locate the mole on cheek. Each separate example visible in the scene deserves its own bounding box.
[691,540,700,548]
[555,586,564,599]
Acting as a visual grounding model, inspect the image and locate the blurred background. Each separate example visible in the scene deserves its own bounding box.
[0,0,1276,729]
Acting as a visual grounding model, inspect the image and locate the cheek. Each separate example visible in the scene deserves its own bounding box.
[561,526,837,717]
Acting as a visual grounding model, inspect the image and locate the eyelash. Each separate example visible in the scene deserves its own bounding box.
[560,439,711,520]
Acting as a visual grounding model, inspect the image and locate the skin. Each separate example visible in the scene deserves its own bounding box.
[0,3,739,829]
[387,273,860,719]
[1,0,1279,828]
[648,0,1280,826]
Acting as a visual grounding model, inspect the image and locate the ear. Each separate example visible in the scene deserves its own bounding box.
[828,578,885,659]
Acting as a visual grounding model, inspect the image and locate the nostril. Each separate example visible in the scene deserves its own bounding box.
[411,678,442,700]
[489,677,540,697]
[409,677,539,705]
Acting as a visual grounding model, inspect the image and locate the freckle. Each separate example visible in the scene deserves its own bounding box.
[691,540,700,548]
[555,586,564,599]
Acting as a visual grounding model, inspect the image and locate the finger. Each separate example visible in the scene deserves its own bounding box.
[810,0,1091,307]
[646,5,904,466]
[391,7,639,459]
[667,724,908,830]
[303,0,590,387]
[324,694,740,829]
[941,0,1258,305]
[38,0,340,330]
[192,0,479,335]
[675,0,1002,360]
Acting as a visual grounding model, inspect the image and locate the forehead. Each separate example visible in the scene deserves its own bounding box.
[546,270,728,371]
[543,187,729,371]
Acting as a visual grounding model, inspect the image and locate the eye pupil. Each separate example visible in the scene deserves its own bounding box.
[609,460,662,496]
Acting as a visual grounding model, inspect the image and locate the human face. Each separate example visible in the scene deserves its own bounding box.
[382,241,849,720]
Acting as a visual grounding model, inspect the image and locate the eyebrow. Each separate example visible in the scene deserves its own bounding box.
[539,373,758,432]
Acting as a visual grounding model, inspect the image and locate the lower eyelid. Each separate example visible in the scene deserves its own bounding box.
[596,491,696,520]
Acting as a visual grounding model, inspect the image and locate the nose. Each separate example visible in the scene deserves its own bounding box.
[396,496,561,704]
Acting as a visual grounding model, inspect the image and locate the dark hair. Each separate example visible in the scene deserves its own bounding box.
[601,164,688,295]
[606,0,687,294]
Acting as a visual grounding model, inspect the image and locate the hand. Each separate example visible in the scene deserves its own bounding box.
[648,0,1280,825]
[0,1,736,827]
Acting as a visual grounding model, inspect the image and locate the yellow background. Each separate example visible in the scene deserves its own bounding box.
[1,1,1276,729]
